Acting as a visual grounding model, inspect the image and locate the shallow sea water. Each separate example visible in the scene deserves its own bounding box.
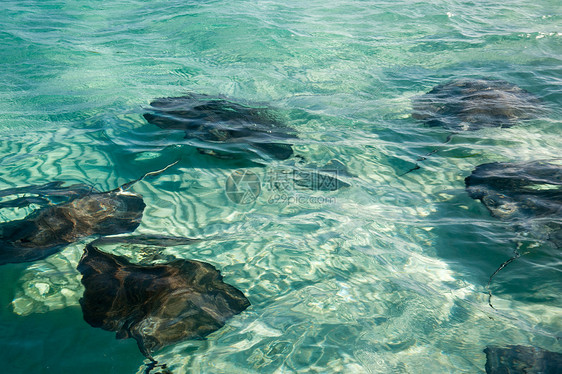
[0,0,561,373]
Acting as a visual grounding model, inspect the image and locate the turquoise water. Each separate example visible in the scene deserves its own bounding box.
[1,0,561,372]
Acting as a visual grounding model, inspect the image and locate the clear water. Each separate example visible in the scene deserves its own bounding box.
[1,0,561,373]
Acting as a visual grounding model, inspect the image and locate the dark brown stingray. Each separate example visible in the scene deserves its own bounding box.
[465,161,561,307]
[0,162,177,265]
[465,161,561,231]
[143,93,296,160]
[484,345,562,374]
[412,78,540,131]
[78,244,250,358]
[0,184,144,265]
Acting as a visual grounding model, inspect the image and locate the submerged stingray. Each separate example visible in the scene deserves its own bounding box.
[484,345,562,374]
[77,244,250,359]
[0,162,177,265]
[412,78,540,131]
[402,78,539,175]
[465,161,561,224]
[143,93,296,160]
[465,160,561,307]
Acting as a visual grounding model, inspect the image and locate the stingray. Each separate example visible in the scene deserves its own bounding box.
[0,162,177,265]
[484,345,562,374]
[465,160,562,307]
[412,78,540,131]
[465,160,561,230]
[403,78,540,175]
[77,243,250,363]
[143,93,296,161]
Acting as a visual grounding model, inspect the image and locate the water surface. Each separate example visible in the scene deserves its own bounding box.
[1,0,561,373]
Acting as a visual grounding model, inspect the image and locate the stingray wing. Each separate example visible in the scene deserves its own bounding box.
[78,245,250,357]
[143,94,296,160]
[0,182,96,210]
[484,345,562,374]
[465,161,562,220]
[412,78,540,131]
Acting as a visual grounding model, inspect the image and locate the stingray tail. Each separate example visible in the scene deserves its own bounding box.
[486,248,522,309]
[143,357,171,374]
[399,133,455,177]
[113,160,180,193]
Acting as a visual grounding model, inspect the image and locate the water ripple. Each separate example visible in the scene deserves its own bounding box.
[0,0,561,373]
